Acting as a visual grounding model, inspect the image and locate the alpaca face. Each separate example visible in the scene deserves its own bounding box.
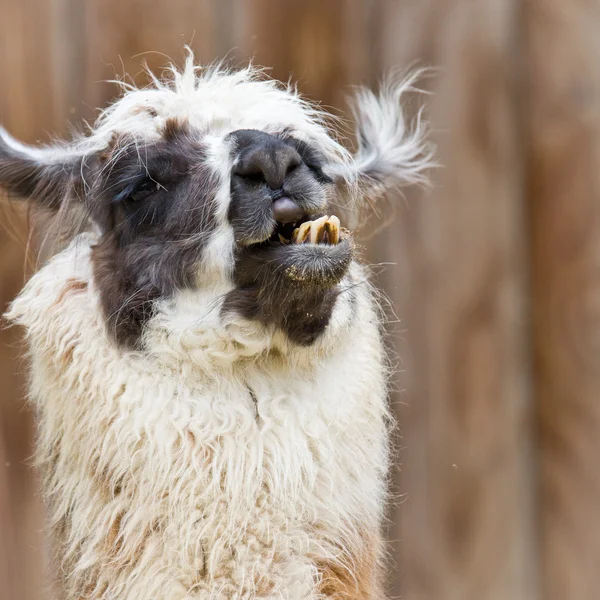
[87,117,353,347]
[0,58,433,349]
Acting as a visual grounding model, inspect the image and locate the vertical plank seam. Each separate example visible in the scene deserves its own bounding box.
[515,0,544,598]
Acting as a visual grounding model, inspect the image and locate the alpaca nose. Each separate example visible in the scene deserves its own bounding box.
[232,130,302,191]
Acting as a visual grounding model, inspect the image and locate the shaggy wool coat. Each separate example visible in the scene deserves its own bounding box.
[8,237,388,599]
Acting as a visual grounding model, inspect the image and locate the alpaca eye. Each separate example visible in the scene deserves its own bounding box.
[128,180,160,203]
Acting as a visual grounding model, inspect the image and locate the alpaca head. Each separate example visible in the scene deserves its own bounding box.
[0,55,432,350]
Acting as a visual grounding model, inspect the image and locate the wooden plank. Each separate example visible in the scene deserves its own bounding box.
[82,0,224,113]
[238,0,379,109]
[0,0,58,140]
[0,432,14,600]
[526,2,600,599]
[0,2,90,599]
[0,233,45,600]
[374,1,539,598]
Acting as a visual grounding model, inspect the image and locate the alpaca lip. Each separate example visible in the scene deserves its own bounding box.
[279,236,353,286]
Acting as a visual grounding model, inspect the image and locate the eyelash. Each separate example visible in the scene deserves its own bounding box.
[128,180,160,202]
[114,178,161,204]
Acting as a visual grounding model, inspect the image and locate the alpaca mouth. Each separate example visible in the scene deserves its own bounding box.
[262,214,344,247]
[277,214,341,245]
[243,213,352,287]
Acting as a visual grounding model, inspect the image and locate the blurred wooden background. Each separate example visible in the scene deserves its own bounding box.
[1,1,599,599]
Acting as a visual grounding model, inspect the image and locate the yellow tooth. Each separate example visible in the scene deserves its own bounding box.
[278,233,289,244]
[310,215,329,244]
[325,215,340,244]
[295,221,311,244]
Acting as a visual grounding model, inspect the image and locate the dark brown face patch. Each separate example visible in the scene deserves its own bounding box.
[86,122,219,347]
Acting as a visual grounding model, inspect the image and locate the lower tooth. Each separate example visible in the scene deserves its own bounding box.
[278,234,289,244]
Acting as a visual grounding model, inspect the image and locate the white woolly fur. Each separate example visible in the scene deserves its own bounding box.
[8,235,389,599]
[3,54,432,599]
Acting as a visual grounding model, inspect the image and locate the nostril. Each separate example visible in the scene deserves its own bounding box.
[272,197,306,224]
[241,171,265,183]
[233,164,265,183]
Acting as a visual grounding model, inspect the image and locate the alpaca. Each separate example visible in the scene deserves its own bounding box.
[0,55,432,599]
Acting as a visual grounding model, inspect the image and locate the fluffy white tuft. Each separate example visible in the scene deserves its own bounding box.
[0,126,77,164]
[333,71,435,232]
[350,71,435,187]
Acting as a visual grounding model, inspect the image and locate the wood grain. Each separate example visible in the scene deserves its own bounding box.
[82,0,223,111]
[526,1,600,599]
[0,1,71,599]
[239,0,379,108]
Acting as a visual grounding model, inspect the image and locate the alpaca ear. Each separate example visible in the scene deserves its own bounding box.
[0,127,82,211]
[332,72,435,235]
